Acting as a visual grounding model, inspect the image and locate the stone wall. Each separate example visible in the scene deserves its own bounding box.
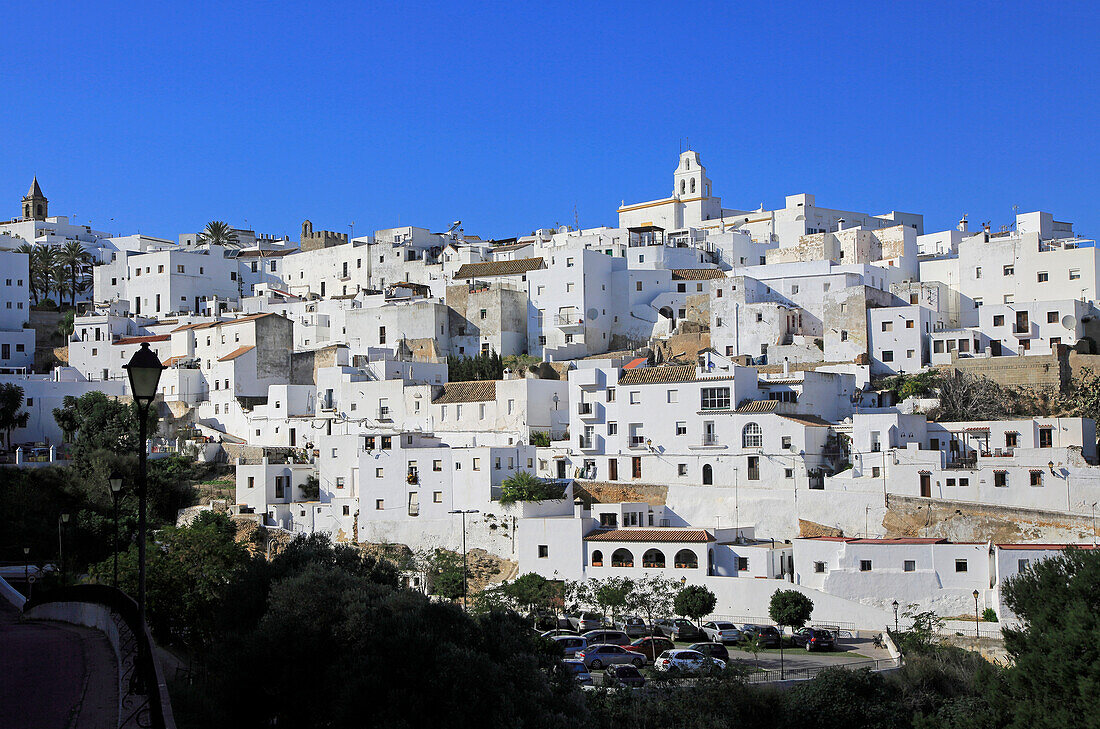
[884,494,1099,543]
[939,349,1069,390]
[573,479,669,505]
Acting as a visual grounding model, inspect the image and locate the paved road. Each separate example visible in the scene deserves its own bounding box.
[0,600,118,729]
[728,636,891,672]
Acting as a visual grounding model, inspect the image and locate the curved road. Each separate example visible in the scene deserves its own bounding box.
[0,600,118,729]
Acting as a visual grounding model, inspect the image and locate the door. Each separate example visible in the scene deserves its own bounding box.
[747,456,760,480]
[920,472,931,498]
[702,464,713,485]
[556,459,567,479]
[289,428,296,447]
[632,457,642,479]
[608,458,618,481]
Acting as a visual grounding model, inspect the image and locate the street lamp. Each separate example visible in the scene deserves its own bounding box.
[57,513,70,573]
[680,576,687,588]
[448,509,479,610]
[124,342,164,631]
[23,546,29,596]
[973,590,981,646]
[109,475,123,587]
[892,600,899,634]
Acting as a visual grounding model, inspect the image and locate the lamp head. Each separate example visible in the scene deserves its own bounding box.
[680,576,687,586]
[61,513,70,523]
[109,475,123,493]
[124,342,165,408]
[973,589,980,599]
[23,546,29,555]
[892,600,899,610]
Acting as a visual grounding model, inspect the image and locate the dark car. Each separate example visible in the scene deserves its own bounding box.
[529,612,561,631]
[740,624,782,647]
[604,663,647,688]
[655,618,704,642]
[614,616,650,638]
[625,636,676,663]
[792,627,836,652]
[689,642,731,662]
[576,644,645,670]
[562,658,593,686]
[551,635,588,657]
[582,629,632,647]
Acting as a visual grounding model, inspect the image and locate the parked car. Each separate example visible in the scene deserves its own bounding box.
[551,635,588,657]
[655,618,704,641]
[614,615,650,637]
[569,612,605,632]
[582,630,631,647]
[576,644,645,670]
[529,612,561,631]
[689,642,731,662]
[625,636,676,663]
[604,663,647,688]
[562,658,593,686]
[701,620,743,644]
[740,624,782,647]
[791,627,836,652]
[654,649,727,673]
[541,629,580,639]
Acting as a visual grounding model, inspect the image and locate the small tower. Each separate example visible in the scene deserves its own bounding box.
[22,177,47,221]
[673,151,712,200]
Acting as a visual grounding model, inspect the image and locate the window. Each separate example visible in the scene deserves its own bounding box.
[840,330,848,341]
[629,391,640,404]
[1069,269,1081,280]
[376,467,384,477]
[955,559,968,572]
[635,281,642,291]
[538,545,549,558]
[993,315,1004,326]
[1039,428,1053,448]
[746,455,760,480]
[934,340,944,353]
[905,320,914,329]
[974,298,983,308]
[959,477,969,487]
[343,505,350,516]
[742,422,762,448]
[872,466,881,478]
[1037,271,1049,283]
[606,388,615,402]
[994,471,1008,487]
[813,561,826,573]
[860,560,872,572]
[881,321,893,332]
[676,422,687,436]
[1006,432,1018,448]
[1018,559,1030,572]
[667,390,678,403]
[882,350,894,362]
[677,463,687,475]
[479,308,487,320]
[738,557,749,571]
[701,387,730,410]
[473,458,481,470]
[904,560,915,572]
[975,267,982,279]
[607,422,618,435]
[565,282,574,292]
[247,476,255,489]
[1003,264,1014,276]
[375,499,384,510]
[785,468,794,478]
[1030,470,1043,486]
[1047,311,1059,324]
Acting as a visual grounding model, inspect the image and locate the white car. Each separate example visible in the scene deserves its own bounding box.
[654,649,727,673]
[701,621,743,644]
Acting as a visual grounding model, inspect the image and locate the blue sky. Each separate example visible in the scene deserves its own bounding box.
[2,1,1097,241]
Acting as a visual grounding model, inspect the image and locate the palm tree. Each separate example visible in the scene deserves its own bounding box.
[15,244,39,305]
[57,241,93,308]
[31,246,59,307]
[198,221,240,247]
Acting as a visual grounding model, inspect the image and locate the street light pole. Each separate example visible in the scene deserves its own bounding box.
[449,509,479,610]
[109,475,123,588]
[57,513,70,573]
[23,547,29,593]
[973,590,980,649]
[124,342,165,638]
[892,600,899,634]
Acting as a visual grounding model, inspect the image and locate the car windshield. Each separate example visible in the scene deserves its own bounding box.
[681,651,702,659]
[616,666,640,677]
[674,619,692,626]
[565,663,586,674]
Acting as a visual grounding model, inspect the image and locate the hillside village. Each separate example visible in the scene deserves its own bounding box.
[5,152,1100,628]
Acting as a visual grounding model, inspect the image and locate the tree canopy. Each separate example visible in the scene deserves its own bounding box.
[498,471,565,505]
[0,382,30,449]
[53,391,159,462]
[769,588,814,629]
[674,584,716,624]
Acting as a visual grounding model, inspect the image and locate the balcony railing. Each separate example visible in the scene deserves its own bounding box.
[578,402,593,416]
[377,407,392,421]
[555,314,584,328]
[701,433,720,446]
[629,435,647,448]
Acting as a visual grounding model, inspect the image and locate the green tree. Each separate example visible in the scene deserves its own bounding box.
[591,576,634,623]
[15,243,41,305]
[429,548,466,600]
[57,309,76,339]
[625,574,679,635]
[198,221,240,247]
[783,667,905,729]
[769,588,814,630]
[498,471,565,505]
[480,572,561,625]
[31,245,59,306]
[1000,547,1100,729]
[52,391,159,462]
[674,584,716,625]
[300,475,320,500]
[57,240,92,307]
[0,383,30,450]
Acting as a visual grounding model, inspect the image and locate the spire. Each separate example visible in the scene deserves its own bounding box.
[27,176,43,198]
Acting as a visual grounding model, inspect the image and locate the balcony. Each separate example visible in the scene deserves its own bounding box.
[572,368,605,389]
[578,402,599,419]
[377,407,393,422]
[629,435,648,449]
[320,397,335,412]
[701,433,720,446]
[555,313,584,330]
[578,435,602,452]
[1012,322,1035,338]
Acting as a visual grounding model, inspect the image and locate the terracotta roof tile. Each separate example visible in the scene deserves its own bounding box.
[171,321,210,332]
[453,257,545,279]
[114,334,170,346]
[623,357,648,370]
[779,413,833,427]
[736,400,779,413]
[217,345,255,362]
[432,380,497,404]
[996,543,1099,550]
[585,528,714,543]
[194,312,277,330]
[671,268,727,281]
[618,365,697,385]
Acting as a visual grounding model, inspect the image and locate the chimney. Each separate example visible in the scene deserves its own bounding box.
[783,357,790,376]
[957,215,969,233]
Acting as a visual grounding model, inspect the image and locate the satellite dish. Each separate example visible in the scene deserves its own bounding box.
[1062,315,1077,329]
[586,308,598,321]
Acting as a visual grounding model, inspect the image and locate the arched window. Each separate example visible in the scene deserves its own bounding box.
[591,550,603,567]
[36,204,43,216]
[680,180,686,195]
[685,158,691,170]
[611,548,634,568]
[702,464,713,485]
[642,548,666,568]
[742,422,762,448]
[690,178,696,194]
[675,549,698,569]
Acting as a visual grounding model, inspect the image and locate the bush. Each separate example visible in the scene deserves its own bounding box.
[498,471,565,505]
[982,607,998,623]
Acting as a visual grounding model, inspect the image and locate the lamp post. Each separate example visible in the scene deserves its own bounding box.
[23,546,29,593]
[448,509,479,610]
[109,475,123,587]
[973,590,980,647]
[124,342,164,633]
[892,600,899,634]
[57,512,70,573]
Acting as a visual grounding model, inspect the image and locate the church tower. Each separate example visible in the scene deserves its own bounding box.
[673,151,712,200]
[22,177,47,221]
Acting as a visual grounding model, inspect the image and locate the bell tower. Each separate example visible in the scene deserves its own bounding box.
[673,151,712,200]
[22,177,47,221]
